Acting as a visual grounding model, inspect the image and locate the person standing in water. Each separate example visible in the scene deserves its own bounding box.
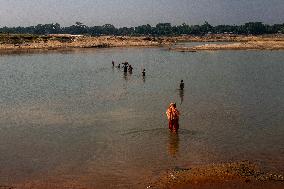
[123,64,128,73]
[142,69,146,76]
[122,62,128,67]
[166,103,180,132]
[180,80,184,90]
[128,65,133,73]
[112,61,114,67]
[121,62,128,72]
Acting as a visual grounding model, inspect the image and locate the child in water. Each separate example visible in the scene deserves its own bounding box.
[166,103,180,132]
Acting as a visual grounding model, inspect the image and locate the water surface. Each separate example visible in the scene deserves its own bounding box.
[0,47,283,188]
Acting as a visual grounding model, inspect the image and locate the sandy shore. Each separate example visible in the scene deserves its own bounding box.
[2,161,283,189]
[1,34,284,52]
[172,41,284,52]
[170,34,284,51]
[0,35,169,51]
[149,161,284,189]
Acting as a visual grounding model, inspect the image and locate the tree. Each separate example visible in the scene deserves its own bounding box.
[155,23,172,35]
[117,27,135,36]
[101,24,117,35]
[135,24,152,35]
[244,22,266,35]
[0,22,283,36]
[75,22,83,26]
[200,21,213,34]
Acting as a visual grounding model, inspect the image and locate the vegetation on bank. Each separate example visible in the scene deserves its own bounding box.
[1,22,284,36]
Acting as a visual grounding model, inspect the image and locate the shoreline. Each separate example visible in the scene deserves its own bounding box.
[6,161,284,189]
[171,41,284,52]
[0,35,166,52]
[1,34,284,53]
[150,161,284,189]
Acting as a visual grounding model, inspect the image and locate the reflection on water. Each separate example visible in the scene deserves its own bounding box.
[0,48,283,188]
[179,89,184,105]
[167,132,180,158]
[123,71,128,81]
[142,75,146,83]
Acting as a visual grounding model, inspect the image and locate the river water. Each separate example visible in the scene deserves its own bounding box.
[0,47,283,188]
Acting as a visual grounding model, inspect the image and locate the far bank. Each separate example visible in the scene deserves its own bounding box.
[1,34,284,52]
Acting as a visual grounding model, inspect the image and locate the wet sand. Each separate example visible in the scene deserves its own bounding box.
[4,161,283,189]
[150,161,284,189]
[148,161,284,189]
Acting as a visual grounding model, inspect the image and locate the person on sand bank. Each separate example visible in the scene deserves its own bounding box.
[166,103,180,132]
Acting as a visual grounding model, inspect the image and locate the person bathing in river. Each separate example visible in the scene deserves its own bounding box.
[123,64,128,73]
[122,62,128,72]
[128,65,133,73]
[122,62,128,66]
[142,69,146,76]
[166,103,180,132]
[180,80,184,90]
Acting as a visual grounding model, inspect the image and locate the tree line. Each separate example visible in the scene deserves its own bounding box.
[0,22,283,36]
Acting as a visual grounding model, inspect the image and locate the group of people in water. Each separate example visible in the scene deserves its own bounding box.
[112,60,184,133]
[112,60,142,75]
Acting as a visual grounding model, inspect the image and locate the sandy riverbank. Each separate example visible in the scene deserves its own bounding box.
[1,34,284,52]
[149,161,284,189]
[170,34,284,51]
[172,41,284,52]
[0,35,171,51]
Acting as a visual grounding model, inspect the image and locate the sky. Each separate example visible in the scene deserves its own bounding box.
[0,0,283,27]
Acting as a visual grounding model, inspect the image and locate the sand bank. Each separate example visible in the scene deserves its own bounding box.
[170,34,284,51]
[172,41,284,52]
[1,34,284,52]
[149,161,284,189]
[0,35,170,51]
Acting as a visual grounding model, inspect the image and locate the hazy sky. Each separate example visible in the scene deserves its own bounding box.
[0,0,283,27]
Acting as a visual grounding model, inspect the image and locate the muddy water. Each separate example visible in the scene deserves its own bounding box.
[0,48,283,188]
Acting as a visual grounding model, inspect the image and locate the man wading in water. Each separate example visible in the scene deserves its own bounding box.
[180,80,184,90]
[122,62,128,73]
[166,103,180,132]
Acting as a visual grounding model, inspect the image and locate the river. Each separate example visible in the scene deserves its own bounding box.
[0,47,283,188]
